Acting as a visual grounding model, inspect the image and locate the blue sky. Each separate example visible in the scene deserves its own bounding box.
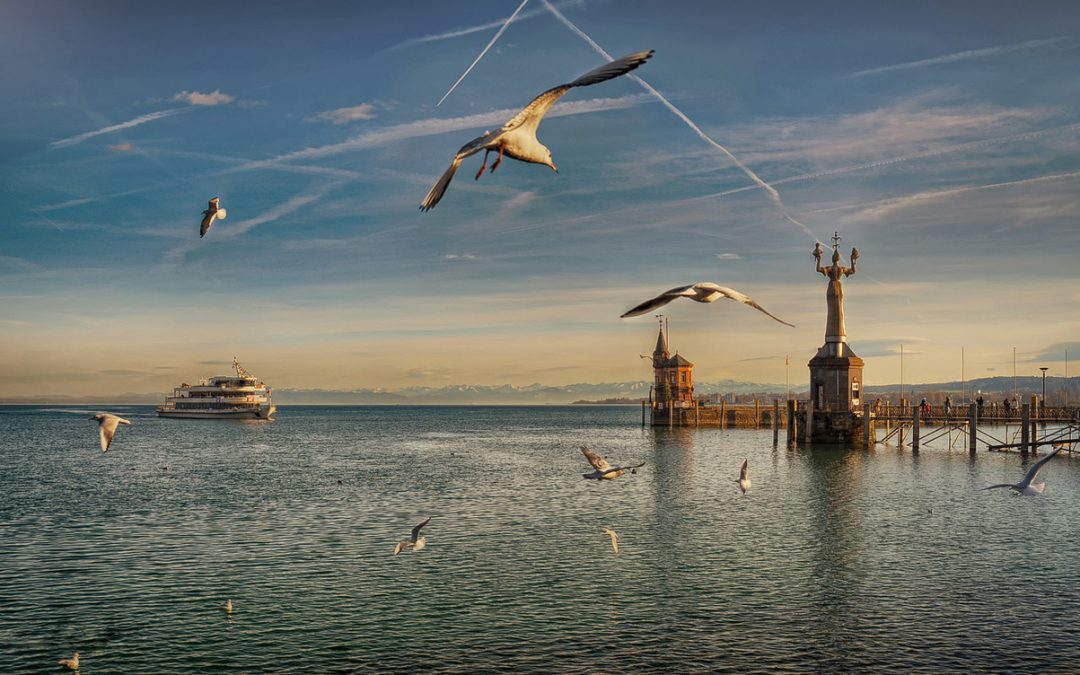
[2,0,1079,397]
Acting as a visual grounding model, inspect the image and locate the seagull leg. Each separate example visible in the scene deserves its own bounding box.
[490,144,504,173]
[475,150,490,180]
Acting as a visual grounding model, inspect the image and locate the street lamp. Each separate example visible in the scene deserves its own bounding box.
[1040,367,1048,409]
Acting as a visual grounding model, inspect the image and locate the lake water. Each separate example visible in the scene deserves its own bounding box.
[1,405,1078,673]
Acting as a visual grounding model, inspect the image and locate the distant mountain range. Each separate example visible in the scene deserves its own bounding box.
[4,376,1076,406]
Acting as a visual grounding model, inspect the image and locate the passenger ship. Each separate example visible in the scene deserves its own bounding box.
[158,358,276,419]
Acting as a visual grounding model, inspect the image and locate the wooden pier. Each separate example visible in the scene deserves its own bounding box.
[643,396,1079,457]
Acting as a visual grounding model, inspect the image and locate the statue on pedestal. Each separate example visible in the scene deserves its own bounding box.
[813,232,859,345]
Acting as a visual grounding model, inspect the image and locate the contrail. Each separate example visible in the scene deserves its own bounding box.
[50,108,187,149]
[437,0,530,107]
[540,0,817,241]
[845,36,1070,79]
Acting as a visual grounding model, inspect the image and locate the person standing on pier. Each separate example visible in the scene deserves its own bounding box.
[1003,396,1011,418]
[944,395,952,418]
[976,394,985,419]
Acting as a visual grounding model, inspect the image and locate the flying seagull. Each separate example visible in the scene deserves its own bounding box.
[621,282,794,327]
[419,49,654,211]
[393,517,431,555]
[57,652,80,671]
[91,413,131,452]
[735,459,751,494]
[581,446,645,480]
[200,197,227,238]
[983,445,1062,495]
[602,528,619,554]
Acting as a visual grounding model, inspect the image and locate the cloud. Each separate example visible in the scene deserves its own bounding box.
[50,108,186,149]
[162,180,348,269]
[227,93,654,173]
[172,89,235,106]
[843,170,1080,223]
[107,142,134,152]
[445,253,478,260]
[715,253,741,260]
[306,103,378,125]
[845,36,1071,79]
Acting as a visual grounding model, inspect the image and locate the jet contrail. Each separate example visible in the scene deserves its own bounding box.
[49,108,187,149]
[540,0,817,241]
[845,36,1070,79]
[437,0,530,107]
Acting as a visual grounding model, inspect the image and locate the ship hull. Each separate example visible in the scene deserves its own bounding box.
[157,405,276,420]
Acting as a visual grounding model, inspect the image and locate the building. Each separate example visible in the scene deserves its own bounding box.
[649,325,694,407]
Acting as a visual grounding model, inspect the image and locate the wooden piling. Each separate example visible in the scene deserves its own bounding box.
[642,401,647,427]
[773,399,780,445]
[1021,403,1030,453]
[1029,398,1038,453]
[969,403,977,453]
[912,405,921,452]
[863,403,873,449]
[806,398,814,445]
[786,399,796,446]
[754,399,760,428]
[884,401,891,445]
[720,399,727,429]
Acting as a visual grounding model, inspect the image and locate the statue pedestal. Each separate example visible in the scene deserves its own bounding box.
[808,342,864,444]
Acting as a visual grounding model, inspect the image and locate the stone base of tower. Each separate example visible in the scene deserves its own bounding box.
[807,341,865,444]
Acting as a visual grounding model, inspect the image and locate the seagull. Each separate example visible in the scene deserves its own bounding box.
[602,528,619,554]
[200,197,227,238]
[983,446,1062,495]
[393,517,431,555]
[621,282,794,327]
[224,599,233,615]
[735,459,751,494]
[57,652,79,670]
[419,50,654,211]
[581,446,645,480]
[91,413,131,452]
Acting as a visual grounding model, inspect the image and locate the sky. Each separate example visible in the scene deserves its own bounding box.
[2,0,1079,399]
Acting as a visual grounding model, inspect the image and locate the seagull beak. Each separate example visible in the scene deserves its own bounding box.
[548,162,558,173]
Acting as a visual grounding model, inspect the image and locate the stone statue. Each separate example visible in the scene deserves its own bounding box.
[813,232,858,345]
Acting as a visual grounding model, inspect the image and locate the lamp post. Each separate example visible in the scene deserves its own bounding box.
[1040,367,1048,410]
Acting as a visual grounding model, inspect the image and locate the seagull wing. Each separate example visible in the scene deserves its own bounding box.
[603,528,619,554]
[99,414,122,451]
[696,283,795,327]
[201,210,217,237]
[982,483,1016,490]
[411,517,432,543]
[601,460,645,477]
[1017,446,1062,489]
[581,446,613,472]
[419,132,499,211]
[502,50,654,134]
[393,541,407,555]
[740,459,749,482]
[620,285,696,318]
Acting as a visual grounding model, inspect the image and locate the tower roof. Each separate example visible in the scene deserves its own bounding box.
[652,326,669,359]
[663,354,693,368]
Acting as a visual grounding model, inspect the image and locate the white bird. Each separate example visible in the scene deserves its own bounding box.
[735,459,751,494]
[621,282,794,327]
[581,446,645,480]
[393,517,431,555]
[419,50,654,211]
[224,599,233,615]
[200,197,227,238]
[983,446,1062,495]
[91,413,131,452]
[602,528,619,554]
[57,652,79,670]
